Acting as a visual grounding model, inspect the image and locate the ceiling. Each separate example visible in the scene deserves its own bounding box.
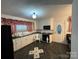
[1,0,72,20]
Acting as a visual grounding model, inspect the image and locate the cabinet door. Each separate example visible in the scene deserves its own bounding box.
[13,35,35,51]
[27,35,34,44]
[16,38,22,50]
[13,39,17,51]
[22,35,35,47]
[22,36,32,46]
[21,37,28,47]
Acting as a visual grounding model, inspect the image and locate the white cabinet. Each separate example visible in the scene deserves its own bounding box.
[13,38,22,51]
[13,39,17,51]
[21,36,28,47]
[21,35,35,47]
[13,34,35,52]
[15,38,22,50]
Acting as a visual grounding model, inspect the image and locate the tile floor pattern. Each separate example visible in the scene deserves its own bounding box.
[14,41,70,59]
[29,47,44,59]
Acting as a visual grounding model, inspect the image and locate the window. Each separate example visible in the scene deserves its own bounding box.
[16,25,27,32]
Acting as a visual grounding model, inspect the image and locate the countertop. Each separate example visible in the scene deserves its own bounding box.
[12,32,53,39]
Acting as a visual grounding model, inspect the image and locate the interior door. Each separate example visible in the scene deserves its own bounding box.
[54,20,65,43]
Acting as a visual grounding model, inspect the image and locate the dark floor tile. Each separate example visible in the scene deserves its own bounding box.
[14,41,70,59]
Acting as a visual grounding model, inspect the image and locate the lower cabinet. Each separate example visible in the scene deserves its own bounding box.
[16,38,22,50]
[21,37,28,47]
[13,39,17,51]
[13,34,35,52]
[13,38,22,51]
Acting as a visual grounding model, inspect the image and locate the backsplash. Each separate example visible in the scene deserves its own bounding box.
[12,31,33,37]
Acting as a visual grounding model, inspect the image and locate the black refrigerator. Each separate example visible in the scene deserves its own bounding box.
[1,25,14,59]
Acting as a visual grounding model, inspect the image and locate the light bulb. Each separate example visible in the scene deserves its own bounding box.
[32,12,36,19]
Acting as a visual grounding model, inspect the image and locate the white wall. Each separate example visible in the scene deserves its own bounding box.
[37,19,50,29]
[52,5,72,44]
[71,0,78,59]
[37,5,72,44]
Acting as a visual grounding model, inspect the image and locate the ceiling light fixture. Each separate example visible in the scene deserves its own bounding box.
[32,12,37,19]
